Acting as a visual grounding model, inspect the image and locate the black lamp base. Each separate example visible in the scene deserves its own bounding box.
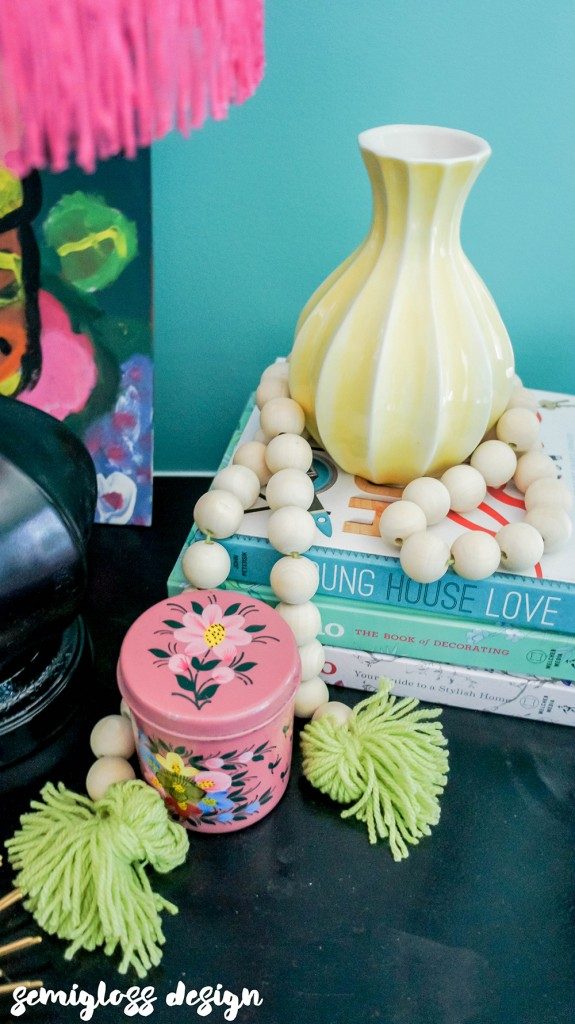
[0,618,91,792]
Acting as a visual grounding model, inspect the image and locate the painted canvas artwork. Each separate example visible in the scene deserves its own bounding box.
[0,152,153,525]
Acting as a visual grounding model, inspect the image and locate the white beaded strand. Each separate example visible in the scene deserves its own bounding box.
[233,440,272,486]
[182,362,329,720]
[470,440,517,488]
[524,477,572,513]
[182,369,574,725]
[513,451,557,494]
[401,477,450,525]
[524,506,572,553]
[265,433,313,474]
[378,500,427,546]
[85,703,138,799]
[182,540,231,588]
[496,522,545,572]
[267,506,317,554]
[440,465,487,513]
[388,388,572,585]
[212,464,261,510]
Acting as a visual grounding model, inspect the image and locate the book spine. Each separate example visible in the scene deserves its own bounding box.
[220,533,575,635]
[319,646,575,727]
[211,579,575,683]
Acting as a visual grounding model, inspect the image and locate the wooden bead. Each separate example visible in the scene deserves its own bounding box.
[193,489,244,539]
[470,440,517,487]
[260,397,305,440]
[524,478,573,513]
[513,451,557,494]
[450,532,501,580]
[256,377,290,408]
[267,506,316,554]
[266,468,314,511]
[233,441,272,485]
[182,540,231,588]
[399,531,451,583]
[90,715,135,759]
[496,522,544,571]
[265,433,313,474]
[378,500,427,547]
[299,639,326,681]
[506,386,539,413]
[261,362,290,382]
[402,477,451,525]
[192,489,241,544]
[524,506,572,553]
[496,408,540,451]
[213,464,261,509]
[276,601,322,644]
[312,701,353,726]
[440,465,486,512]
[294,677,329,718]
[86,757,135,801]
[270,556,319,604]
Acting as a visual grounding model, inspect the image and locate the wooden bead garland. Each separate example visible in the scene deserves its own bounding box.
[85,705,137,799]
[184,363,329,719]
[182,361,574,720]
[379,382,573,584]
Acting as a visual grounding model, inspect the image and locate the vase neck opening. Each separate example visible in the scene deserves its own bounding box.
[358,125,491,166]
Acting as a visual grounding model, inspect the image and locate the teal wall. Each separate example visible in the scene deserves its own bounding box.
[152,0,575,473]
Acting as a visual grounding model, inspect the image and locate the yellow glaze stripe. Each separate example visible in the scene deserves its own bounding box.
[289,138,514,484]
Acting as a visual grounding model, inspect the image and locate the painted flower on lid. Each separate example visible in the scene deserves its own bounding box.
[147,592,278,711]
[178,603,252,661]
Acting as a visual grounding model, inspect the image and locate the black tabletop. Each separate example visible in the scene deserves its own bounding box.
[2,477,575,1024]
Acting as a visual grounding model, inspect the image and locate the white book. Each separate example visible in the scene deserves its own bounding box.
[320,645,575,726]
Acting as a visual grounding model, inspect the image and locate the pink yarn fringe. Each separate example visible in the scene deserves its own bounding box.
[0,0,265,175]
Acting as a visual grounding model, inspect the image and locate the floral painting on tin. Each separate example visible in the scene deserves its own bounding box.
[0,152,153,524]
[138,732,288,828]
[148,593,279,710]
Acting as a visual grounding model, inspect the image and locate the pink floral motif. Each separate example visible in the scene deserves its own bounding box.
[178,603,252,661]
[168,653,192,675]
[149,595,274,711]
[204,757,225,770]
[210,665,235,685]
[238,750,254,763]
[194,770,232,793]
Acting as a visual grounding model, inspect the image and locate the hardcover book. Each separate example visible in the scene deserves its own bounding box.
[167,579,575,684]
[168,379,575,634]
[319,645,575,727]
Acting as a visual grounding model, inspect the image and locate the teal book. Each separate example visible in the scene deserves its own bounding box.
[168,382,575,636]
[167,577,575,684]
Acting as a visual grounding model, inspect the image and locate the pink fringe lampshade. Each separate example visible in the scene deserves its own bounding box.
[0,0,265,176]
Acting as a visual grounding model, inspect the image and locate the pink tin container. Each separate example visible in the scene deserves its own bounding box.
[117,588,300,833]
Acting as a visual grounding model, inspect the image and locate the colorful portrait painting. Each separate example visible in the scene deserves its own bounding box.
[0,153,153,525]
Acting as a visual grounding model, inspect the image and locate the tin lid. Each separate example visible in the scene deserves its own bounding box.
[117,590,300,740]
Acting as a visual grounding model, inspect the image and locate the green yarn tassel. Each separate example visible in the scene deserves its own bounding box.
[5,780,189,977]
[301,680,449,862]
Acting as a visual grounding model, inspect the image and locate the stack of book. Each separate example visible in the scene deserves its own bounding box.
[168,386,575,726]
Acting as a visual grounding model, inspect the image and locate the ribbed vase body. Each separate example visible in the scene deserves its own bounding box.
[289,125,515,484]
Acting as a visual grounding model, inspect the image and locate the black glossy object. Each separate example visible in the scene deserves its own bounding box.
[0,396,96,769]
[0,396,96,670]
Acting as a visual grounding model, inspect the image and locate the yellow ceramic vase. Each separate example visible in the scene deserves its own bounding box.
[289,125,515,485]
